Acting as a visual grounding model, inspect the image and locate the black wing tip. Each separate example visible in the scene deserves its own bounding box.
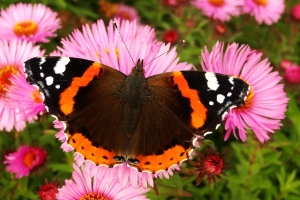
[24,57,48,69]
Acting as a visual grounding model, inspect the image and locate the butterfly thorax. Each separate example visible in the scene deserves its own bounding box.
[120,60,152,139]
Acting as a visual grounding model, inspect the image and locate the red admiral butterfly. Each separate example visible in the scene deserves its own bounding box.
[24,56,249,173]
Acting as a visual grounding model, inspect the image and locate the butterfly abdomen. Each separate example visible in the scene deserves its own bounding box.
[120,63,153,139]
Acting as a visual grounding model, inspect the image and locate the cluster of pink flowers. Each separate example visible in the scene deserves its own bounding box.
[191,0,285,25]
[0,1,289,199]
[0,3,60,132]
[0,4,59,198]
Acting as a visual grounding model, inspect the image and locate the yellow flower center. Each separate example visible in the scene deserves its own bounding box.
[209,0,225,7]
[31,90,43,103]
[104,48,119,60]
[0,66,19,94]
[235,86,254,111]
[80,193,108,200]
[253,0,268,6]
[13,20,38,37]
[95,51,101,61]
[23,151,36,167]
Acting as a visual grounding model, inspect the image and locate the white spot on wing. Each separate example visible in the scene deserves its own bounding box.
[228,77,234,85]
[244,87,250,101]
[188,149,194,157]
[62,122,67,131]
[221,105,237,120]
[192,137,198,146]
[227,92,232,97]
[217,94,225,104]
[40,72,44,77]
[179,158,188,164]
[51,114,58,120]
[54,57,69,74]
[221,111,228,120]
[209,101,214,105]
[55,85,60,89]
[112,163,124,168]
[40,57,46,65]
[204,131,212,136]
[205,72,219,91]
[40,92,45,101]
[46,76,53,86]
[65,133,74,149]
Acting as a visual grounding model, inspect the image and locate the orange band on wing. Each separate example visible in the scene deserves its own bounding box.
[130,145,192,173]
[171,72,207,129]
[59,62,102,115]
[67,132,122,167]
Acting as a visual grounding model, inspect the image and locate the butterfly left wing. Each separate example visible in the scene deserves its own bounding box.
[127,71,249,173]
[24,56,129,167]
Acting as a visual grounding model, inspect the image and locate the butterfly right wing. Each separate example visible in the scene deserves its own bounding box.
[127,71,249,173]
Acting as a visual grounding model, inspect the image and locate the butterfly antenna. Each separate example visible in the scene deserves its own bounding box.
[144,40,185,67]
[113,21,135,66]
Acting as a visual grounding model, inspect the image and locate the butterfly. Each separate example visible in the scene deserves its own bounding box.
[24,56,249,173]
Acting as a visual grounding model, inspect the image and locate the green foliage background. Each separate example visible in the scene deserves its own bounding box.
[0,0,299,199]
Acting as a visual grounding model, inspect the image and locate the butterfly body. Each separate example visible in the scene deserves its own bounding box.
[24,56,249,173]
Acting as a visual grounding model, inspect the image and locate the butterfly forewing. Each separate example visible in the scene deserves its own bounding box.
[145,71,249,133]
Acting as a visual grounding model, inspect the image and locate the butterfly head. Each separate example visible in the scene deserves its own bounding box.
[130,59,145,76]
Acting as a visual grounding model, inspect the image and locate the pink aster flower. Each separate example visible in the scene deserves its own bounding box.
[58,19,157,63]
[242,0,285,25]
[284,65,300,84]
[191,0,244,22]
[55,19,193,187]
[4,145,47,178]
[57,163,150,200]
[58,19,192,76]
[0,3,61,43]
[114,4,140,22]
[0,39,45,132]
[201,42,288,143]
[49,50,63,56]
[6,75,45,123]
[292,4,300,20]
